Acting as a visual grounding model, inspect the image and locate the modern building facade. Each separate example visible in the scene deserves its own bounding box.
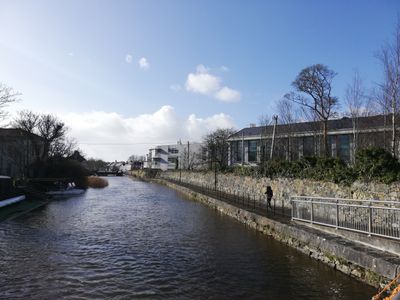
[228,114,395,166]
[0,128,45,178]
[144,142,205,171]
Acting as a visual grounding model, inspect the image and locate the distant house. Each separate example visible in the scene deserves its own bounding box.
[68,150,86,163]
[106,161,130,172]
[0,128,45,178]
[228,114,395,165]
[128,160,144,170]
[144,142,205,171]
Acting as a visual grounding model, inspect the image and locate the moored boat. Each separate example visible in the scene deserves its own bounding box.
[0,176,26,208]
[45,181,85,197]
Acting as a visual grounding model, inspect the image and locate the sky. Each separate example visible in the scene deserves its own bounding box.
[0,0,399,161]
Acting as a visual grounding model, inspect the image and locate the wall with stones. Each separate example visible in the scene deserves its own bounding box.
[158,170,400,208]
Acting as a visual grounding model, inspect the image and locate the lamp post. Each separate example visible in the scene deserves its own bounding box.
[270,115,278,160]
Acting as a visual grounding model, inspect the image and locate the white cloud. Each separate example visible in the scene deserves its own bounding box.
[125,54,133,63]
[138,57,150,70]
[170,84,182,92]
[67,52,74,57]
[185,71,220,95]
[196,64,210,73]
[215,86,241,102]
[185,64,240,102]
[61,106,235,161]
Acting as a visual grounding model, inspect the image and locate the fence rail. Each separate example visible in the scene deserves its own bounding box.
[163,177,400,241]
[165,178,291,218]
[291,196,400,240]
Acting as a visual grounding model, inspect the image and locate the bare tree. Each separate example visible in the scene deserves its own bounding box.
[288,64,338,157]
[344,70,366,162]
[180,146,201,170]
[258,114,271,164]
[50,137,77,158]
[202,128,235,170]
[128,154,145,162]
[84,158,108,172]
[276,97,299,161]
[13,110,71,160]
[377,18,400,157]
[0,83,20,121]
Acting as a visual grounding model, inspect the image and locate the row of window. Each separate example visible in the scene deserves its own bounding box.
[231,140,259,162]
[230,134,351,163]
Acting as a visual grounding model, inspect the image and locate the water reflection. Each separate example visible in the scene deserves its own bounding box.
[0,177,375,299]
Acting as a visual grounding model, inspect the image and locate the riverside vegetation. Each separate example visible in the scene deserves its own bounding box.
[34,157,109,189]
[87,176,109,188]
[228,148,400,185]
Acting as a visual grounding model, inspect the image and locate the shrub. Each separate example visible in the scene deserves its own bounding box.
[220,147,400,185]
[32,158,90,188]
[230,165,260,177]
[354,148,400,184]
[310,157,355,184]
[87,176,109,188]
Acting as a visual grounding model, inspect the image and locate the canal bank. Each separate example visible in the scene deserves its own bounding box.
[130,171,400,289]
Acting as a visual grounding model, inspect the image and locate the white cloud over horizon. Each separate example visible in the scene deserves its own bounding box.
[61,105,235,161]
[215,86,241,102]
[138,57,150,70]
[185,64,241,102]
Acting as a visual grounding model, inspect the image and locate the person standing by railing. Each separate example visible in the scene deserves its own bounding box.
[265,186,273,209]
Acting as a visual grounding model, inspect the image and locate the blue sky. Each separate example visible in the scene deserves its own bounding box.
[0,0,399,160]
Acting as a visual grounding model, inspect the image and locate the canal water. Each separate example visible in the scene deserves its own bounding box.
[0,177,375,299]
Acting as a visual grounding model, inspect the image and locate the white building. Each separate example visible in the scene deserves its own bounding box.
[144,142,205,171]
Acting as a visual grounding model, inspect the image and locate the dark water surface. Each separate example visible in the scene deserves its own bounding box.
[0,177,375,299]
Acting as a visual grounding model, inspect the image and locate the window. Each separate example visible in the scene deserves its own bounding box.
[168,157,176,163]
[303,136,315,157]
[168,148,179,154]
[260,140,271,161]
[338,135,350,162]
[248,140,258,162]
[328,135,336,157]
[236,141,243,162]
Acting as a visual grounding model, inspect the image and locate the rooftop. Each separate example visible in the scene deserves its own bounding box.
[229,114,391,139]
[0,128,44,140]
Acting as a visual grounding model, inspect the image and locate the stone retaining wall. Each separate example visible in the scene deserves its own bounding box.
[158,171,400,208]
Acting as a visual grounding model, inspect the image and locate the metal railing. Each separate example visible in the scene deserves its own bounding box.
[165,178,291,218]
[291,196,400,240]
[164,177,400,241]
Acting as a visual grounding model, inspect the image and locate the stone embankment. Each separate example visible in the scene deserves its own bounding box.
[158,170,400,209]
[131,170,400,289]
